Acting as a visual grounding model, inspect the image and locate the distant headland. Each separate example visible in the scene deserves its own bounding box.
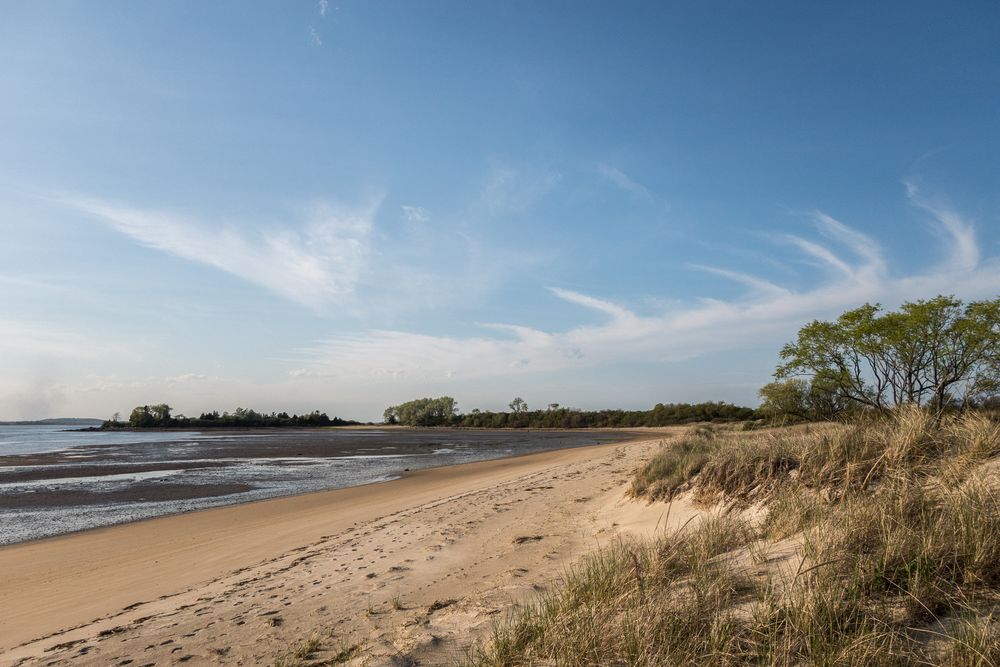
[98,405,362,430]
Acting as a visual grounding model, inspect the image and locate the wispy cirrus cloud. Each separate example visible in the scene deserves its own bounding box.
[0,319,137,361]
[63,194,381,309]
[596,163,655,202]
[64,372,217,394]
[774,209,888,285]
[479,166,562,216]
[290,185,1000,384]
[687,265,792,299]
[904,181,979,271]
[547,286,636,322]
[811,211,887,275]
[594,162,673,213]
[781,234,856,278]
[401,205,430,224]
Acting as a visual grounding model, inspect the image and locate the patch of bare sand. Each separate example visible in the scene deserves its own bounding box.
[0,429,697,666]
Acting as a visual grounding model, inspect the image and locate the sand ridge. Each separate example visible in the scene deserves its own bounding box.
[1,430,691,666]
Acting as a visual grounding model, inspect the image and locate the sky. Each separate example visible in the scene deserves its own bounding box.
[2,1,999,421]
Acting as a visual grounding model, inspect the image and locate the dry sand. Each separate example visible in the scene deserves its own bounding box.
[0,430,698,666]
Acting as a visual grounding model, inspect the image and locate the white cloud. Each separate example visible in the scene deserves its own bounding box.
[63,195,381,309]
[811,211,886,276]
[290,188,1000,384]
[309,26,322,47]
[687,265,791,299]
[0,275,64,291]
[163,373,211,384]
[0,370,226,419]
[781,235,856,278]
[904,182,979,271]
[0,320,133,361]
[596,163,654,202]
[401,205,430,224]
[318,0,329,17]
[547,287,636,322]
[480,166,561,216]
[72,372,217,393]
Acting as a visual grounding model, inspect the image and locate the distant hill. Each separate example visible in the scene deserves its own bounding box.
[0,418,104,426]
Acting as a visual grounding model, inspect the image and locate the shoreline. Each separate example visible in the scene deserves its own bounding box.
[0,429,640,549]
[0,430,647,551]
[0,432,675,662]
[72,424,662,432]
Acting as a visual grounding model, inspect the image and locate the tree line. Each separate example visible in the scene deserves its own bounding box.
[759,295,1000,422]
[104,405,360,429]
[103,295,997,432]
[383,396,755,428]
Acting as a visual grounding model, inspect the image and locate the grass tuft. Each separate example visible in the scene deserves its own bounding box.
[630,430,717,501]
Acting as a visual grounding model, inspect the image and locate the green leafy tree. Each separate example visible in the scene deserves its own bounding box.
[383,406,399,424]
[149,403,172,422]
[383,397,457,426]
[128,405,155,427]
[776,295,1000,415]
[808,371,852,419]
[508,397,528,414]
[385,399,756,429]
[758,379,811,421]
[120,405,349,428]
[759,375,850,422]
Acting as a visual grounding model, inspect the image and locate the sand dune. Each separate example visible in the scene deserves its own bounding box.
[0,430,693,666]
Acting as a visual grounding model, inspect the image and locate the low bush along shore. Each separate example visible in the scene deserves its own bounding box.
[467,408,1000,666]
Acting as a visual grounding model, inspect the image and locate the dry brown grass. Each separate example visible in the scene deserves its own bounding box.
[466,409,1000,666]
[273,633,363,666]
[469,513,759,666]
[629,427,718,501]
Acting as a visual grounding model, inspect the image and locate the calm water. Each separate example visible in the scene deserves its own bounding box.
[0,425,634,545]
[0,424,219,455]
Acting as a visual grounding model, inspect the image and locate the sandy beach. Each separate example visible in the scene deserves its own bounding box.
[0,430,694,666]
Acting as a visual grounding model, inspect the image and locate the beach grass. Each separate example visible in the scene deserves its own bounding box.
[628,425,718,501]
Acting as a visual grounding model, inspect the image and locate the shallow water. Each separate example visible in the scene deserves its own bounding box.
[0,425,634,544]
[0,424,214,456]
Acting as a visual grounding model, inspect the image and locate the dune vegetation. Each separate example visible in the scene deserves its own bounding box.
[467,409,1000,666]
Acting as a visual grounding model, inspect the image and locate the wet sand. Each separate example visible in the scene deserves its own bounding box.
[0,482,254,509]
[0,428,635,469]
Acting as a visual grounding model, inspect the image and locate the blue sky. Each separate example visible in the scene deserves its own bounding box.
[2,1,999,420]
